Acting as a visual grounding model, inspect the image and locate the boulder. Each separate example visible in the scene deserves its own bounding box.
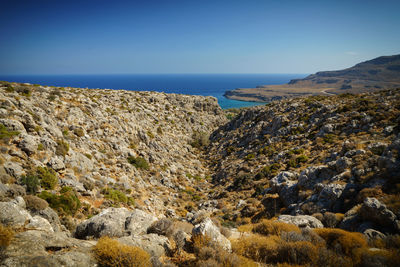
[298,166,335,190]
[118,234,171,258]
[47,156,65,171]
[26,216,54,233]
[18,134,38,155]
[0,119,26,134]
[3,162,25,178]
[363,229,386,241]
[269,171,299,206]
[277,215,324,228]
[0,199,32,227]
[192,217,231,252]
[31,207,64,233]
[317,183,346,209]
[0,230,96,267]
[125,209,157,235]
[360,198,399,232]
[75,207,131,239]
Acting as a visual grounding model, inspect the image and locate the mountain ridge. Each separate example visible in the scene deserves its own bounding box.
[225,54,400,102]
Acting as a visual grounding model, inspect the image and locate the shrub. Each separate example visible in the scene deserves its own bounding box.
[127,156,149,170]
[0,224,14,248]
[39,187,81,216]
[102,188,134,206]
[93,236,151,267]
[0,124,19,142]
[323,134,336,144]
[252,219,301,236]
[20,174,40,194]
[190,131,210,148]
[233,234,280,263]
[73,128,85,137]
[24,195,48,211]
[55,139,69,157]
[314,228,367,257]
[15,86,31,97]
[36,167,58,190]
[255,163,280,180]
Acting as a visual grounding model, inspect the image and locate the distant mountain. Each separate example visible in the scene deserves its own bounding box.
[225,54,400,102]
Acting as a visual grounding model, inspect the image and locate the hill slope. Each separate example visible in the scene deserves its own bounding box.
[0,81,399,266]
[225,54,400,102]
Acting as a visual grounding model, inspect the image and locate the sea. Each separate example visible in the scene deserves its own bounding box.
[0,74,306,109]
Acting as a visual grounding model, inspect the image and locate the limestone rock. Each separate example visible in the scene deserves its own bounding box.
[277,214,324,228]
[118,234,171,258]
[192,217,231,252]
[125,209,157,235]
[75,207,131,239]
[26,216,54,233]
[0,200,32,227]
[360,197,399,232]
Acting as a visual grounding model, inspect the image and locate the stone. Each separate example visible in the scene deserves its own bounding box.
[47,156,65,171]
[125,209,157,235]
[0,200,32,227]
[269,171,299,206]
[192,217,231,252]
[75,207,131,239]
[31,207,64,233]
[0,119,26,134]
[360,197,399,232]
[277,214,324,228]
[363,229,386,241]
[18,134,38,155]
[298,166,335,190]
[3,162,25,178]
[317,183,346,209]
[335,157,352,173]
[26,216,54,233]
[118,234,171,258]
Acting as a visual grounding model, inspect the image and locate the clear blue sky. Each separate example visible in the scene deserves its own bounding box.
[0,0,399,75]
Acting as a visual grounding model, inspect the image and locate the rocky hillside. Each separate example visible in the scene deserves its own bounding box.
[0,81,400,266]
[225,54,400,102]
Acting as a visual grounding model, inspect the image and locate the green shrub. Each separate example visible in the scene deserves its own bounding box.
[36,167,58,190]
[0,124,19,142]
[15,86,31,97]
[39,187,81,216]
[102,188,134,206]
[20,174,40,194]
[323,134,336,144]
[245,153,255,161]
[296,155,308,163]
[37,143,44,151]
[55,139,69,156]
[255,163,280,180]
[4,83,14,92]
[93,236,151,267]
[127,156,149,170]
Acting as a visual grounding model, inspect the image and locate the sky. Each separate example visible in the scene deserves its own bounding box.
[0,0,399,75]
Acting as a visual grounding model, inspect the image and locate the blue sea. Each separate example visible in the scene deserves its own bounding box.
[0,74,306,109]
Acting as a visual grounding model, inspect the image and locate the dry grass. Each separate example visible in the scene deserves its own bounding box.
[314,228,367,258]
[232,234,318,265]
[0,224,14,248]
[93,236,151,267]
[252,219,301,236]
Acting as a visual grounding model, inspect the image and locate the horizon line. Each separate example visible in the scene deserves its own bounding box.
[0,72,309,76]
